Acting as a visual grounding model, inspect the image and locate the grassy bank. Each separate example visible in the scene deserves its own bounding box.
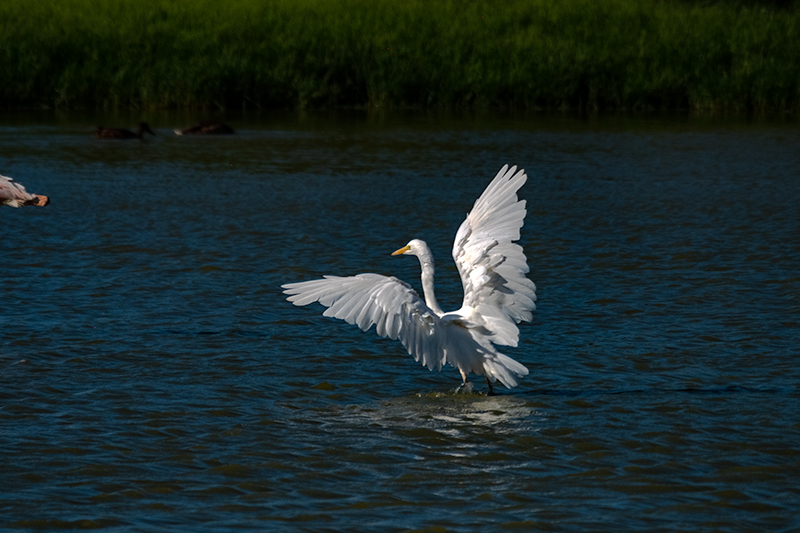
[2,0,799,111]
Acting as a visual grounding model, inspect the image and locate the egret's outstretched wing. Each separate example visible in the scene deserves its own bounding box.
[0,174,36,207]
[452,165,537,347]
[282,274,446,371]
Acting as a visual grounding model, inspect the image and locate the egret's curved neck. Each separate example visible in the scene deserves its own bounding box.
[416,244,444,316]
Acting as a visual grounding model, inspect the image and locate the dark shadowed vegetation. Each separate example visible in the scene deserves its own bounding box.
[2,0,799,111]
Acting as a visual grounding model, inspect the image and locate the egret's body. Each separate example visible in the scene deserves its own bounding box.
[283,165,537,391]
[1,174,49,207]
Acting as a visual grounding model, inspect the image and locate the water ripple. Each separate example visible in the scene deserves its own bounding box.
[1,112,799,531]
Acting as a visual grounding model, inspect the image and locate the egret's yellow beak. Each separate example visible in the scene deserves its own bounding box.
[391,245,410,256]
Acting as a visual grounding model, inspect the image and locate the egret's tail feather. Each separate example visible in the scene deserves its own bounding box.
[483,352,529,389]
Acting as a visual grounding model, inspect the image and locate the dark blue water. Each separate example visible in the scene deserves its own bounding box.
[2,111,799,532]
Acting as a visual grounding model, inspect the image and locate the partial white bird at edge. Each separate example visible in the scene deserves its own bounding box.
[1,174,50,208]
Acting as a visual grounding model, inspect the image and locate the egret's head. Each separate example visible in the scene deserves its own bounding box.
[392,239,428,257]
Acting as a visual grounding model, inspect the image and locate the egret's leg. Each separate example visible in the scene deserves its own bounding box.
[485,374,495,396]
[455,369,471,393]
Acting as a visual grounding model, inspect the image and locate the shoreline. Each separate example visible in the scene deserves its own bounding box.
[3,0,799,113]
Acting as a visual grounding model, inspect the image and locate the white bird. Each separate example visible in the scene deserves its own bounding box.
[1,174,50,207]
[282,165,537,393]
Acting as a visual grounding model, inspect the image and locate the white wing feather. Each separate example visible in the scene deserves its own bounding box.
[452,165,537,347]
[0,174,36,207]
[283,274,446,371]
[282,274,529,388]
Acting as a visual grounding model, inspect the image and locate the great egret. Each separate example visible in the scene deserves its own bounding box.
[1,174,50,207]
[94,123,155,140]
[283,165,537,392]
[174,122,235,135]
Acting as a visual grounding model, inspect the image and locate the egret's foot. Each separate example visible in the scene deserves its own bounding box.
[456,382,474,394]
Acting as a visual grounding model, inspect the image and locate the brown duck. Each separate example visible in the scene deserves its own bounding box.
[94,122,156,140]
[1,174,50,207]
[174,122,235,135]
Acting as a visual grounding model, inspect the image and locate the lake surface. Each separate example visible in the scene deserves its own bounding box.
[1,110,799,532]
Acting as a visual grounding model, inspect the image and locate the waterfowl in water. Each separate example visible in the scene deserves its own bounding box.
[174,121,235,135]
[1,174,50,207]
[94,122,156,140]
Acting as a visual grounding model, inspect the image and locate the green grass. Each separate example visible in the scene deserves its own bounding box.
[2,0,799,111]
